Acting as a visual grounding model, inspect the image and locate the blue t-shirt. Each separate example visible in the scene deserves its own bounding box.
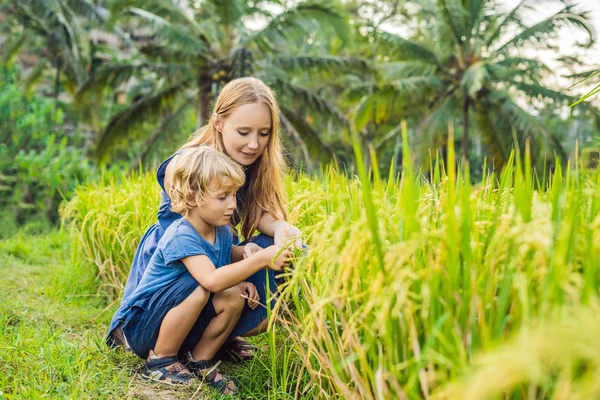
[121,218,233,313]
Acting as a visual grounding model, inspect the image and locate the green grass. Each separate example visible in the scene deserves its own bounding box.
[0,231,133,398]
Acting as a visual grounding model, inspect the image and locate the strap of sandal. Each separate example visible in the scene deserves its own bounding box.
[145,355,181,370]
[197,360,222,378]
[228,338,255,351]
[198,361,234,393]
[185,356,231,384]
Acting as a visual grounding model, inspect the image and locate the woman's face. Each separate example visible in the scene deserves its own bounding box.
[217,102,272,166]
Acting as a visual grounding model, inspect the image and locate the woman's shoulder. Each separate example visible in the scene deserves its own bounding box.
[157,152,182,191]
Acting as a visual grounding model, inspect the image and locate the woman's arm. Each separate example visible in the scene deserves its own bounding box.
[259,212,303,249]
[257,212,287,237]
[231,245,245,262]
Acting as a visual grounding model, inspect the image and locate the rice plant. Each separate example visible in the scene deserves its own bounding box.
[62,129,600,398]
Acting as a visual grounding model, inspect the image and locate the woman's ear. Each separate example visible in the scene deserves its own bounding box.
[214,113,223,133]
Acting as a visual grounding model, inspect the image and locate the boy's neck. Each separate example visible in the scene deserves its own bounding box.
[184,212,216,245]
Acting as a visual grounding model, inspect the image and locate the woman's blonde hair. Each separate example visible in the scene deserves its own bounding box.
[180,77,288,239]
[169,146,245,216]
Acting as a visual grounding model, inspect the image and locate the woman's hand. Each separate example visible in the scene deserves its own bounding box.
[273,221,303,250]
[242,242,262,259]
[237,282,260,309]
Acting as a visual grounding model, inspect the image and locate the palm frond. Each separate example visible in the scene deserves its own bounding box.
[111,0,206,36]
[489,91,567,160]
[269,79,348,128]
[0,31,30,63]
[66,0,108,23]
[137,43,206,65]
[380,61,438,80]
[473,102,510,167]
[353,90,396,132]
[565,69,600,80]
[76,62,191,104]
[493,57,551,82]
[485,0,526,47]
[495,6,594,54]
[203,0,246,29]
[96,80,192,161]
[280,105,335,168]
[133,100,194,168]
[390,76,443,95]
[268,55,369,79]
[461,61,488,97]
[374,124,404,151]
[436,0,468,46]
[351,77,443,131]
[128,7,211,58]
[23,58,49,94]
[514,82,575,104]
[372,31,440,66]
[248,1,350,53]
[414,92,458,158]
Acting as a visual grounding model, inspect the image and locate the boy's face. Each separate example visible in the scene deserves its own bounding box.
[217,102,272,166]
[193,184,239,227]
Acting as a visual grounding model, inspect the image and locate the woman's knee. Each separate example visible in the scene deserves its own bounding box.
[255,318,268,333]
[213,286,245,313]
[251,234,274,249]
[243,318,268,337]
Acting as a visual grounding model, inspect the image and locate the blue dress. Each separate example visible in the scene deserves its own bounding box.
[108,153,277,342]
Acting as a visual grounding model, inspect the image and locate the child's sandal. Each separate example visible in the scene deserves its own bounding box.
[185,356,238,395]
[214,340,254,363]
[142,355,194,386]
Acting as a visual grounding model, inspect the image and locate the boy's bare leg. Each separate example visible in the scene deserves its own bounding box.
[190,286,245,361]
[152,286,210,361]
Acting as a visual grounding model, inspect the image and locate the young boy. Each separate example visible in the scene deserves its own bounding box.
[118,146,292,394]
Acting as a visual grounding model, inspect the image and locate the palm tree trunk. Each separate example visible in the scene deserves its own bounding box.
[197,79,212,129]
[462,94,470,160]
[54,61,62,111]
[359,128,372,172]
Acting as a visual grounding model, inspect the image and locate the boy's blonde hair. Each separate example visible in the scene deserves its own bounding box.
[169,146,245,216]
[180,77,288,239]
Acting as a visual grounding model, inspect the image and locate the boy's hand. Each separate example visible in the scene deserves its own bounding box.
[237,282,260,309]
[242,243,262,259]
[262,245,293,271]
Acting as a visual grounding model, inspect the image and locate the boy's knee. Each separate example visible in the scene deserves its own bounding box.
[214,287,245,313]
[188,286,210,308]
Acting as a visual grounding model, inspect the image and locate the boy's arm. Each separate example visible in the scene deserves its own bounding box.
[182,251,270,293]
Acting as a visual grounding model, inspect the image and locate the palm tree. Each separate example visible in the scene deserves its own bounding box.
[352,0,595,167]
[78,0,366,168]
[0,0,119,99]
